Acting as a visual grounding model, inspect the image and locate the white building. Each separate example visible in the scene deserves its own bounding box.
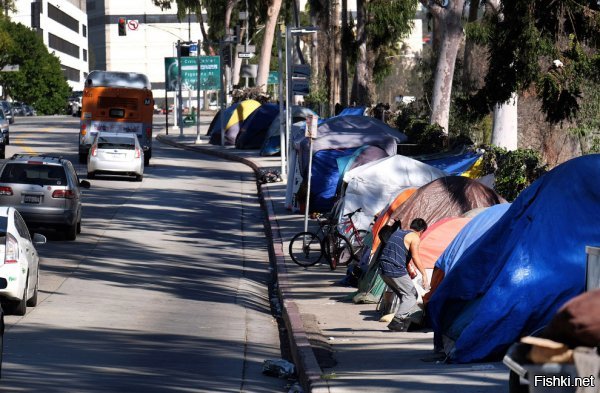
[11,0,90,91]
[87,0,205,104]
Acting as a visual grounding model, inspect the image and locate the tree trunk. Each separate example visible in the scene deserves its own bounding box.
[462,0,480,91]
[256,0,283,90]
[351,0,371,106]
[341,0,348,107]
[329,0,342,113]
[196,7,215,56]
[232,27,244,86]
[429,0,465,133]
[492,92,518,150]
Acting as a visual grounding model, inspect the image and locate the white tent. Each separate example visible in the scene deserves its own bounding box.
[340,155,447,230]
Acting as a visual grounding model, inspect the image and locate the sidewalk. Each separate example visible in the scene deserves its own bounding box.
[157,128,510,393]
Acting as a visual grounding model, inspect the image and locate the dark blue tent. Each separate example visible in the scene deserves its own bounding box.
[235,103,279,149]
[429,154,600,363]
[206,102,239,136]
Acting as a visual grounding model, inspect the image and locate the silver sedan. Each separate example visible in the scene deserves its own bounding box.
[87,133,144,181]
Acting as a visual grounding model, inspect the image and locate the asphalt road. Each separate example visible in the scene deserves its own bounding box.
[0,115,284,392]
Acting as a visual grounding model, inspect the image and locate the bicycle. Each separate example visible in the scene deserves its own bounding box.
[337,208,370,263]
[288,212,353,270]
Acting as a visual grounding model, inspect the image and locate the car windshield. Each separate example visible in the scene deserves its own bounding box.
[97,136,135,150]
[0,163,68,186]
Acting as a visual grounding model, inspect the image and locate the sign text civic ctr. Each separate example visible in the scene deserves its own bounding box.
[164,56,221,91]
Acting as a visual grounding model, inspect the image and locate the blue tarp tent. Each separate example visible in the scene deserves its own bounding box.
[260,106,317,156]
[337,106,366,117]
[206,103,239,136]
[235,103,279,149]
[435,203,512,273]
[429,155,600,363]
[421,151,482,176]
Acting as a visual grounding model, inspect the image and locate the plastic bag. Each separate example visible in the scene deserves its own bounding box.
[262,359,296,379]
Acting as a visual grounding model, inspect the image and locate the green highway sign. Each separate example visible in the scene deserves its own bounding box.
[164,56,221,91]
[268,71,279,85]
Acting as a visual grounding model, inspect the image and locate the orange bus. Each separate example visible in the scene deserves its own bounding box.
[79,71,154,165]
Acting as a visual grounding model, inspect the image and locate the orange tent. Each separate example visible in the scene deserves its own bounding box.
[370,188,417,256]
[418,217,472,269]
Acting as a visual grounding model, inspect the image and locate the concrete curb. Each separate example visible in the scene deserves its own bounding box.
[156,134,329,393]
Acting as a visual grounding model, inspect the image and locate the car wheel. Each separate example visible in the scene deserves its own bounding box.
[77,220,81,234]
[135,174,143,182]
[87,171,95,179]
[0,150,4,160]
[79,153,87,164]
[26,272,38,307]
[13,279,27,316]
[65,223,77,241]
[144,155,150,167]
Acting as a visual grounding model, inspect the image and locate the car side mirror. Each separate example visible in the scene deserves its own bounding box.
[80,180,91,189]
[33,233,47,245]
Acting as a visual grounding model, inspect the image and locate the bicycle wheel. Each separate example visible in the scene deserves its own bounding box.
[348,229,369,261]
[289,232,323,267]
[326,232,353,270]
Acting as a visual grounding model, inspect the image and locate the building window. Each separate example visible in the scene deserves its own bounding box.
[49,33,79,58]
[83,24,87,37]
[61,64,80,82]
[48,3,79,33]
[83,49,87,61]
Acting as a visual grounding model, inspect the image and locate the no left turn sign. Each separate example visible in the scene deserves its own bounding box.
[127,20,139,31]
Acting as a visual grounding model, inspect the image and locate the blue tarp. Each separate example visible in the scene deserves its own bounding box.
[422,151,482,176]
[310,148,359,213]
[235,103,279,149]
[429,155,600,363]
[337,107,366,117]
[435,203,511,273]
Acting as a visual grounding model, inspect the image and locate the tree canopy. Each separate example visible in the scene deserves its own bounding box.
[0,19,70,114]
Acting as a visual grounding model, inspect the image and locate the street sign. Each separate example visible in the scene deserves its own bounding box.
[127,19,139,31]
[292,77,310,96]
[164,56,221,91]
[236,44,256,53]
[238,52,254,59]
[189,44,198,56]
[268,71,279,85]
[292,64,311,78]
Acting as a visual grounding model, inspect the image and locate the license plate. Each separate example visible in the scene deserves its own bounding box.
[24,195,41,204]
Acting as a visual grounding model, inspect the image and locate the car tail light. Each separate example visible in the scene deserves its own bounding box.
[5,233,19,264]
[91,145,97,157]
[146,127,152,138]
[81,123,87,136]
[52,189,75,199]
[135,147,141,158]
[0,186,13,196]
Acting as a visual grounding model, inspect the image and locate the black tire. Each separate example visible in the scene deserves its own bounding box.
[13,279,27,316]
[135,174,143,182]
[65,223,77,241]
[79,152,87,164]
[289,232,323,267]
[26,272,38,307]
[77,220,81,234]
[326,233,353,270]
[0,150,4,160]
[87,171,95,179]
[349,230,369,261]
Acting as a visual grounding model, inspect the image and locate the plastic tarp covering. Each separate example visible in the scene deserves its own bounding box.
[428,154,600,363]
[294,116,407,171]
[207,103,239,136]
[340,155,447,231]
[337,106,366,117]
[419,217,471,270]
[260,106,317,156]
[310,148,359,213]
[422,151,483,176]
[436,203,511,273]
[209,100,261,145]
[235,103,279,149]
[389,176,506,230]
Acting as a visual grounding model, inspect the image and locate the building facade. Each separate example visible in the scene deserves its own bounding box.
[87,0,205,102]
[11,0,90,91]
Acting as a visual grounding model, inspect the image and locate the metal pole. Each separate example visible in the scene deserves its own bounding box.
[196,39,202,144]
[245,0,249,88]
[277,25,286,178]
[165,76,168,135]
[285,27,292,178]
[220,41,226,147]
[303,136,314,233]
[177,40,184,136]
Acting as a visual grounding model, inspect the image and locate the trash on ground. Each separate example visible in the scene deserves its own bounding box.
[262,359,296,378]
